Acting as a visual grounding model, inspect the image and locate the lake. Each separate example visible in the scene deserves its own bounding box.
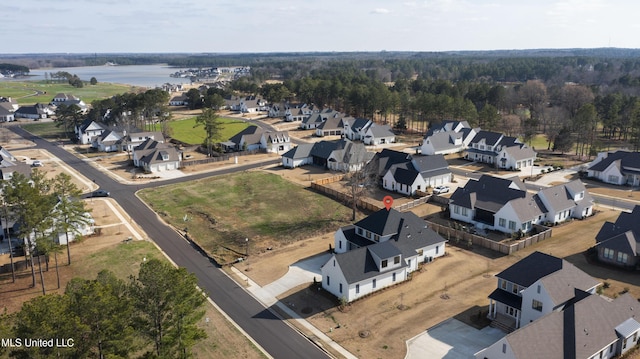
[27,64,193,88]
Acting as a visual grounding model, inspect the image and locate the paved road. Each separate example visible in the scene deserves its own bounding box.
[10,126,329,359]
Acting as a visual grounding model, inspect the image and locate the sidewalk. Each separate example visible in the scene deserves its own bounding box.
[229,265,358,359]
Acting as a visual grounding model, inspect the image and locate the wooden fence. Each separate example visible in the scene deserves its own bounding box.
[426,221,552,255]
[310,181,384,212]
[182,149,266,167]
[394,196,431,212]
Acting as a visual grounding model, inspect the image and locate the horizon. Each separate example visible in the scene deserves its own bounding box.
[7,1,640,54]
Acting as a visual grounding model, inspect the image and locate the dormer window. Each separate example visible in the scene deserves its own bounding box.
[381,259,388,268]
[394,256,400,264]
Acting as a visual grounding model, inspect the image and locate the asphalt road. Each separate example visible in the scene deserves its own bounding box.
[10,126,329,359]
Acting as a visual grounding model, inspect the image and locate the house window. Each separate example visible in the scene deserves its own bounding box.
[418,249,424,256]
[357,227,363,235]
[454,206,460,214]
[499,218,506,227]
[608,175,620,183]
[461,208,468,216]
[502,343,507,353]
[435,246,439,254]
[333,260,336,267]
[501,280,507,290]
[512,284,519,294]
[537,285,541,294]
[394,256,400,264]
[618,252,629,264]
[338,241,342,250]
[356,284,360,294]
[532,299,543,311]
[381,260,388,268]
[374,234,380,242]
[339,283,342,293]
[372,279,376,288]
[326,276,330,286]
[392,273,396,282]
[508,221,516,230]
[604,248,615,260]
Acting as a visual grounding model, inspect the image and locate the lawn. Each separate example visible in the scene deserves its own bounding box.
[22,121,68,139]
[138,171,352,263]
[155,117,251,145]
[0,80,134,105]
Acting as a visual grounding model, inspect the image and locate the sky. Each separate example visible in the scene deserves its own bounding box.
[6,0,640,54]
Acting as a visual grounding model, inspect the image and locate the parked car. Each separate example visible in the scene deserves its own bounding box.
[91,190,110,197]
[31,160,43,167]
[433,185,450,194]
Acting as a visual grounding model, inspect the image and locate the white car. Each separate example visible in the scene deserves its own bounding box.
[433,185,450,194]
[31,160,43,167]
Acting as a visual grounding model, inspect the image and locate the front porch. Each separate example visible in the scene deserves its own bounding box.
[489,313,517,333]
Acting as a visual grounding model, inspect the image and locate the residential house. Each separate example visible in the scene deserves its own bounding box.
[169,95,188,106]
[486,251,599,332]
[75,118,106,145]
[50,93,87,113]
[93,129,124,152]
[315,115,349,137]
[588,150,640,186]
[300,109,340,130]
[238,96,268,113]
[268,102,289,118]
[382,155,452,195]
[0,97,19,112]
[0,103,15,122]
[449,175,593,234]
[464,130,536,171]
[0,147,30,180]
[51,93,79,104]
[223,126,291,153]
[14,103,52,120]
[595,205,640,269]
[365,149,412,179]
[122,131,165,152]
[285,106,313,122]
[477,253,640,359]
[322,208,447,302]
[536,180,594,224]
[269,102,308,119]
[281,139,373,172]
[55,211,94,245]
[132,138,182,173]
[343,118,372,141]
[363,124,395,146]
[420,120,477,155]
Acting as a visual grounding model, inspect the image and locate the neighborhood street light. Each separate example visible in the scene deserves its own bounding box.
[245,238,249,256]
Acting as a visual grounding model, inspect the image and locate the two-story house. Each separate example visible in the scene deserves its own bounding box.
[382,154,452,195]
[464,130,536,170]
[449,175,593,234]
[595,205,640,269]
[75,118,106,145]
[487,251,599,332]
[420,120,477,155]
[224,126,291,153]
[132,138,182,173]
[281,139,373,172]
[321,208,447,302]
[588,150,640,186]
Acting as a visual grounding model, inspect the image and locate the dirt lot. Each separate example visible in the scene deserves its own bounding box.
[237,204,633,359]
[0,127,35,149]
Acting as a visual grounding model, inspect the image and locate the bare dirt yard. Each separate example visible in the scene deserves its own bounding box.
[0,127,35,149]
[236,204,635,359]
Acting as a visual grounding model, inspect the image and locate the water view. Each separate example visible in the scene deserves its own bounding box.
[27,64,193,88]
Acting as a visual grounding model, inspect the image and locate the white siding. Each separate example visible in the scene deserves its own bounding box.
[519,281,555,327]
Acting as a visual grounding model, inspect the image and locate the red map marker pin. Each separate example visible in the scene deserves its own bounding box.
[383,196,393,211]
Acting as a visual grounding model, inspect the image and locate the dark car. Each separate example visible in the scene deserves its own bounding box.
[91,190,110,197]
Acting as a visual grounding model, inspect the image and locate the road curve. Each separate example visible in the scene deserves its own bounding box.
[10,126,330,359]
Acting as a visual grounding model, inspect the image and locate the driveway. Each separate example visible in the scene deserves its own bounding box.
[261,253,330,298]
[405,318,504,359]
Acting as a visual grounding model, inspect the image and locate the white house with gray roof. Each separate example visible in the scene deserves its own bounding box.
[486,251,599,333]
[363,124,395,145]
[476,252,640,359]
[420,120,477,155]
[281,139,373,172]
[464,130,536,171]
[382,154,451,195]
[588,150,640,186]
[132,138,182,173]
[321,208,446,302]
[449,175,593,234]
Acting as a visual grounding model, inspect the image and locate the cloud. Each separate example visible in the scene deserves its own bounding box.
[372,8,390,14]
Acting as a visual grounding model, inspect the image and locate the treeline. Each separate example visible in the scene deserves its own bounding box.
[0,63,29,74]
[0,260,207,359]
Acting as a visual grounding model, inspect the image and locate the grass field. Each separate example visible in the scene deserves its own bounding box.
[22,121,68,139]
[138,171,352,263]
[155,117,252,145]
[0,80,134,105]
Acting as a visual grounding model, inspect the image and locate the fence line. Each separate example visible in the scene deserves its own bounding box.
[426,221,552,255]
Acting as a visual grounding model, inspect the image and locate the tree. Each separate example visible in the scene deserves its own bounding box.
[129,259,206,358]
[195,108,223,157]
[11,294,79,359]
[65,270,134,358]
[90,77,98,85]
[478,104,500,131]
[185,88,202,110]
[52,173,91,265]
[55,103,83,138]
[552,126,574,153]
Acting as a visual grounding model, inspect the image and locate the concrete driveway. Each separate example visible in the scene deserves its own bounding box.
[405,318,504,359]
[261,252,330,298]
